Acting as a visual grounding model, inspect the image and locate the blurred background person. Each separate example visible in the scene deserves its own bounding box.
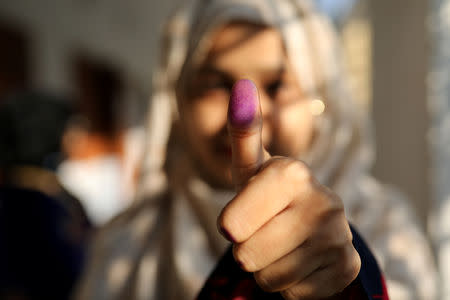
[57,56,142,225]
[0,91,90,226]
[0,91,92,300]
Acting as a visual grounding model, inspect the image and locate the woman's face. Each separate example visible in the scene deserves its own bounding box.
[178,23,315,188]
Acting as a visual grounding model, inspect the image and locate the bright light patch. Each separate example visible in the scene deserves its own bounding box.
[310,99,325,116]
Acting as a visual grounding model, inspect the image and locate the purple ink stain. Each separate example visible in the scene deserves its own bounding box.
[228,79,258,127]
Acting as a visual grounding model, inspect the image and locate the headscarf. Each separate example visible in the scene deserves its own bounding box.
[140,0,374,199]
[75,1,438,299]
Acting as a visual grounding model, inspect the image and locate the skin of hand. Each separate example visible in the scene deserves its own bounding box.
[217,79,361,300]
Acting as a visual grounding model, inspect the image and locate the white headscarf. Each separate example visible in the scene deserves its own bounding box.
[75,1,438,299]
[140,0,373,198]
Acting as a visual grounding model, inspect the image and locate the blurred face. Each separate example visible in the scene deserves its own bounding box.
[178,23,315,188]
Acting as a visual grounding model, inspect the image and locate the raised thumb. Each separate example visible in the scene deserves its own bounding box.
[228,79,270,190]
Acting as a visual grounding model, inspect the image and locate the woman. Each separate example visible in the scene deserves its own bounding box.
[75,0,437,299]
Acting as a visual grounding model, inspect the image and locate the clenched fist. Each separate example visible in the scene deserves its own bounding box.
[217,79,361,299]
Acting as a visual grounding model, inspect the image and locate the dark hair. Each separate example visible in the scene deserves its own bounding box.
[0,91,73,171]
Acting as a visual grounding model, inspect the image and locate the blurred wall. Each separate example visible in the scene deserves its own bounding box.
[0,0,181,94]
[370,0,429,227]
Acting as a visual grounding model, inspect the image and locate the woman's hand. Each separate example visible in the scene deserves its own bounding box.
[217,79,361,299]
